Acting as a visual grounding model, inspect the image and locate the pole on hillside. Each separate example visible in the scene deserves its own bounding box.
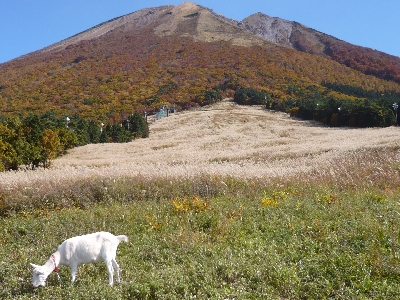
[393,103,398,126]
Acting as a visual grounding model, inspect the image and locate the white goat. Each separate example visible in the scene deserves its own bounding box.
[30,231,128,287]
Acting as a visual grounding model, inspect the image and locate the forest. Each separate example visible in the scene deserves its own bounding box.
[1,30,400,122]
[0,111,148,171]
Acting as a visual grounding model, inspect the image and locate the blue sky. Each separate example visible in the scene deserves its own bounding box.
[1,1,399,63]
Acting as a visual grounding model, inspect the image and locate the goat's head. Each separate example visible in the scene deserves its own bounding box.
[30,263,49,287]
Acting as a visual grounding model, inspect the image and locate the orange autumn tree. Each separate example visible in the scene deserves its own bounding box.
[40,129,61,168]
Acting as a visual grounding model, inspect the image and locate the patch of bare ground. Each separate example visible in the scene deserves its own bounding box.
[1,99,400,192]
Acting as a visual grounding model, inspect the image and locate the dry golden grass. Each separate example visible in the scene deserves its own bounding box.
[1,99,399,195]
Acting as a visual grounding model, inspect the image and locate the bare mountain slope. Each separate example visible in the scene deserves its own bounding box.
[153,2,266,46]
[39,2,267,55]
[40,5,174,53]
[240,12,330,54]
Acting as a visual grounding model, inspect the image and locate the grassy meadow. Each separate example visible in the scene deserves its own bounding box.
[1,100,400,299]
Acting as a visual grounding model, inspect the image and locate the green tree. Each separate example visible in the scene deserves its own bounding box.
[87,121,101,143]
[70,117,90,145]
[128,112,149,138]
[107,124,132,143]
[234,88,269,105]
[99,130,110,143]
[23,114,45,145]
[56,128,79,152]
[12,137,35,169]
[204,89,222,104]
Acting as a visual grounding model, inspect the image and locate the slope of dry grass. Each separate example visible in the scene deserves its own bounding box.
[1,99,400,193]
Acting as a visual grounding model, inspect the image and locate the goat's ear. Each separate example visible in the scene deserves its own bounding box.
[30,263,40,269]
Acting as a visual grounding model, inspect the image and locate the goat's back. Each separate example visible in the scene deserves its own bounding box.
[58,232,127,265]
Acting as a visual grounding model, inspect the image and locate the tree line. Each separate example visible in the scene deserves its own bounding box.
[0,111,149,171]
[234,84,399,127]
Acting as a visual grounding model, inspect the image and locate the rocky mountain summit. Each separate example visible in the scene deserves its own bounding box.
[39,1,268,55]
[240,12,327,54]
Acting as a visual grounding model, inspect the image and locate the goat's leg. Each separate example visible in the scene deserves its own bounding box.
[105,260,114,285]
[70,264,78,284]
[112,259,121,283]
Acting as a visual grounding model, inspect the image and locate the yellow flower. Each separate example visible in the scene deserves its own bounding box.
[261,197,278,207]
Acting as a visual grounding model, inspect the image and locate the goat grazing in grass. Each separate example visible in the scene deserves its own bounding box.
[30,232,128,287]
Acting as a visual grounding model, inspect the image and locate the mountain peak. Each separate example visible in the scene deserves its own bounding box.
[176,1,201,10]
[151,2,266,46]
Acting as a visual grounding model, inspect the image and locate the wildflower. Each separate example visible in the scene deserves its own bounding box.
[172,198,190,213]
[145,215,162,230]
[261,197,278,207]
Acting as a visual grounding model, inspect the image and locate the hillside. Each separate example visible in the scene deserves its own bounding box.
[53,99,400,177]
[0,2,400,123]
[2,99,399,194]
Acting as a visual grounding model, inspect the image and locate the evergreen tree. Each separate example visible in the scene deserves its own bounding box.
[128,112,149,138]
[23,114,45,145]
[87,121,101,143]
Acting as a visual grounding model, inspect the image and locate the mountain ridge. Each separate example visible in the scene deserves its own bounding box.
[38,5,176,54]
[8,1,399,72]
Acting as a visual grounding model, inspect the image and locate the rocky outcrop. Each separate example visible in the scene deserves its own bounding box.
[240,12,329,55]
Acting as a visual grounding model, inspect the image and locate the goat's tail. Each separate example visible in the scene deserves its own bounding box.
[117,235,129,243]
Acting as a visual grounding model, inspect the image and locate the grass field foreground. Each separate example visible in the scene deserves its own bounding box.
[1,176,400,299]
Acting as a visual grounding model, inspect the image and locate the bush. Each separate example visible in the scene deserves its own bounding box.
[234,87,270,105]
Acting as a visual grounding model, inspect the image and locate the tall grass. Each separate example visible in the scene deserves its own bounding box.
[1,146,399,216]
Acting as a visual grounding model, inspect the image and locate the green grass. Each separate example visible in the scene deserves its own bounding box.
[1,179,400,299]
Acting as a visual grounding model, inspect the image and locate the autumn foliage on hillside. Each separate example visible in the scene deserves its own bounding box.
[1,26,400,124]
[321,37,400,84]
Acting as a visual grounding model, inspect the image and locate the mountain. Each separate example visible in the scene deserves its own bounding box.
[34,2,267,55]
[1,1,400,123]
